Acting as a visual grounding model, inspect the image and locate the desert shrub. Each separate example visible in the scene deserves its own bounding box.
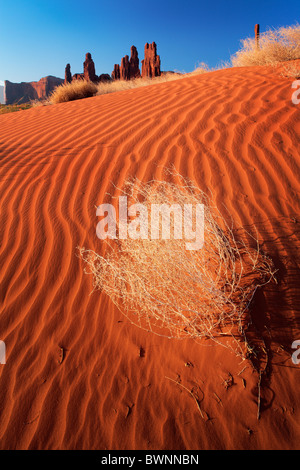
[30,98,53,108]
[279,60,300,78]
[232,24,300,67]
[50,79,98,104]
[189,62,212,75]
[78,174,275,357]
[96,72,184,96]
[0,103,32,114]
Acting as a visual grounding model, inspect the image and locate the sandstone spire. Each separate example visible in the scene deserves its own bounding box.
[83,53,97,82]
[65,64,72,84]
[141,42,161,78]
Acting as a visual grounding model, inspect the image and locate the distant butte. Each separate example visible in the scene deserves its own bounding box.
[4,76,64,105]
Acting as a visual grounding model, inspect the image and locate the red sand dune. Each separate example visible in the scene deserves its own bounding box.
[0,65,299,450]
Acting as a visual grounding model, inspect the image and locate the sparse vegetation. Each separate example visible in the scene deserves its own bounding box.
[78,174,276,358]
[0,103,32,114]
[96,72,184,96]
[231,24,300,67]
[279,60,300,78]
[50,79,98,104]
[189,62,215,75]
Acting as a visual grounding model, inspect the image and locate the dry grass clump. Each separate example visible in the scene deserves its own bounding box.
[96,68,217,96]
[0,103,32,114]
[30,98,52,107]
[279,60,300,78]
[232,24,300,67]
[189,61,231,76]
[78,174,275,357]
[189,62,212,75]
[96,72,184,96]
[50,79,98,104]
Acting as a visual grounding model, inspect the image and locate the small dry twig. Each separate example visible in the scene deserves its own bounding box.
[165,376,205,419]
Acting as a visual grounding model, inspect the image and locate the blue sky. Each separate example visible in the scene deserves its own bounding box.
[0,0,299,84]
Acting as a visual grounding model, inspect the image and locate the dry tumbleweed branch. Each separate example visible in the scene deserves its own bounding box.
[78,174,276,357]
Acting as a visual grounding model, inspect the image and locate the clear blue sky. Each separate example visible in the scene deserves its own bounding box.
[0,0,299,84]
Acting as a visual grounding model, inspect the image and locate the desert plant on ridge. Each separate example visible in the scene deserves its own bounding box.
[279,60,300,78]
[0,103,32,114]
[50,79,98,104]
[96,72,184,96]
[78,174,276,358]
[232,23,300,67]
[49,69,214,104]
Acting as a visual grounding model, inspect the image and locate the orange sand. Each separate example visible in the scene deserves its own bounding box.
[0,64,299,450]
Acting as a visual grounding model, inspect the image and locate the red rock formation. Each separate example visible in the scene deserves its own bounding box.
[71,53,111,83]
[98,74,112,82]
[83,53,97,82]
[4,76,64,105]
[72,73,84,80]
[120,55,130,80]
[129,46,141,79]
[112,64,120,80]
[141,42,161,78]
[65,64,72,84]
[255,24,260,49]
[112,46,141,81]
